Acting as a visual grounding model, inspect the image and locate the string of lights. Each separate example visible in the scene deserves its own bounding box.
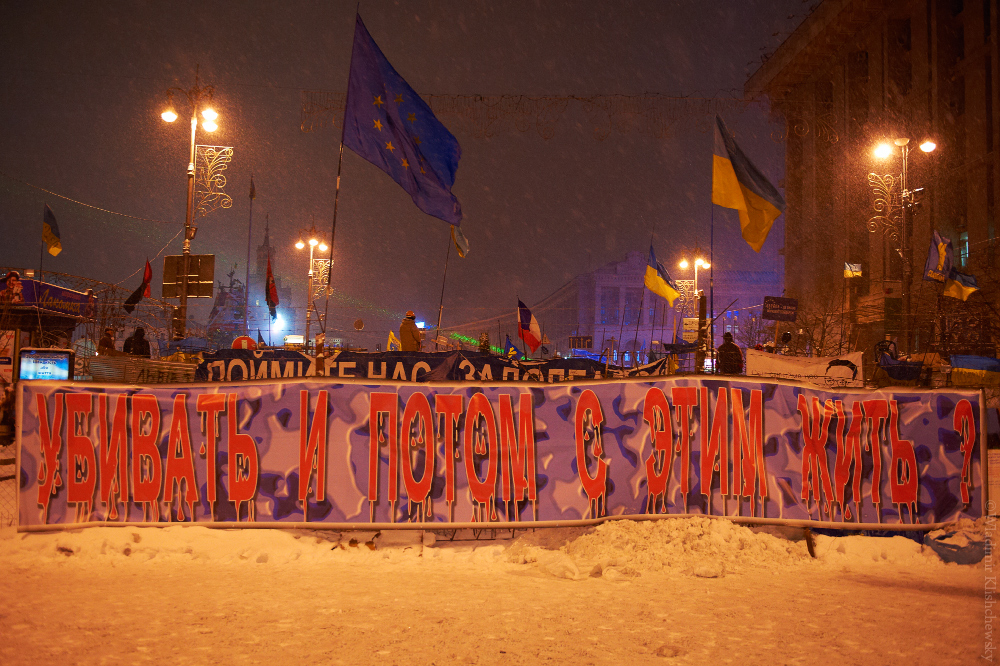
[0,170,178,225]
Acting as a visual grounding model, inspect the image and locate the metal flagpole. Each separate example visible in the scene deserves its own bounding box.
[518,297,531,361]
[319,63,352,373]
[710,206,715,373]
[39,203,45,286]
[634,226,655,366]
[648,299,657,359]
[615,293,627,366]
[631,286,646,367]
[434,233,452,350]
[243,174,255,336]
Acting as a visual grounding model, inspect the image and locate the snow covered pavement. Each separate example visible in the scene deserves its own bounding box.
[0,518,983,665]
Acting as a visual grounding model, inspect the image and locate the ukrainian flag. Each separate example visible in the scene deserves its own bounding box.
[42,204,62,256]
[712,116,785,253]
[943,268,979,301]
[387,330,401,352]
[644,246,680,306]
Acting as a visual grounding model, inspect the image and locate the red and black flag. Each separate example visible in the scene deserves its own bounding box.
[123,260,152,314]
[265,254,279,319]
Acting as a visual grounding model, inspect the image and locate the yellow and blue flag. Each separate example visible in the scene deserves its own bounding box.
[712,116,785,253]
[42,204,62,256]
[503,335,521,360]
[387,330,401,352]
[343,15,463,226]
[943,268,979,301]
[923,230,953,283]
[951,355,1000,387]
[644,246,680,306]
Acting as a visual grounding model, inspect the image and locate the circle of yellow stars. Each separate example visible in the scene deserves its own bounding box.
[372,92,426,173]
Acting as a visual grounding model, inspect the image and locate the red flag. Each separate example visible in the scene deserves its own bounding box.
[123,259,153,314]
[265,254,279,319]
[142,260,152,298]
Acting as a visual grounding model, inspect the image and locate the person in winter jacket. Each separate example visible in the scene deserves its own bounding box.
[399,311,422,352]
[123,326,151,358]
[716,331,743,375]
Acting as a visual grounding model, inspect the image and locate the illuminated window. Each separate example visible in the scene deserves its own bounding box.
[959,232,969,266]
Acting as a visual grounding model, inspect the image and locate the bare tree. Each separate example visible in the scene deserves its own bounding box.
[735,309,770,350]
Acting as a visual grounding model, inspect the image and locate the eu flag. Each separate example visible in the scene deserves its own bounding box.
[343,15,463,226]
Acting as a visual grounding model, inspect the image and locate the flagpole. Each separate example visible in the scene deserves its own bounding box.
[710,206,715,373]
[615,292,628,366]
[320,35,354,372]
[632,286,646,368]
[39,203,44,286]
[434,232,452,350]
[648,298,657,360]
[517,297,530,361]
[243,174,255,337]
[635,225,655,366]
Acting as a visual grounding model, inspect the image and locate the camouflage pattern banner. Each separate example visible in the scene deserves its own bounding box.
[16,377,984,530]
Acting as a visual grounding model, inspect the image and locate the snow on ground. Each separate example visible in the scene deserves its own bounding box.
[0,517,984,665]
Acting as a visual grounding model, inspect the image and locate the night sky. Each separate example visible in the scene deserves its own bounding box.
[0,0,809,346]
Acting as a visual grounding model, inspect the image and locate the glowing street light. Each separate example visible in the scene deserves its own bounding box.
[678,257,709,295]
[873,142,894,159]
[295,225,329,352]
[159,67,221,340]
[870,136,938,353]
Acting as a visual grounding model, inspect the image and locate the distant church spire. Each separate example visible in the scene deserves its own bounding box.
[256,214,274,276]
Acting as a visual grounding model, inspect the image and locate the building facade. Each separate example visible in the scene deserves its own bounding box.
[448,251,782,361]
[747,0,998,356]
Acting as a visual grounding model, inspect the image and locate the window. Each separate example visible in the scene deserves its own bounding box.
[959,232,970,266]
[986,0,992,42]
[600,287,619,325]
[623,289,643,326]
[848,51,869,128]
[888,19,912,97]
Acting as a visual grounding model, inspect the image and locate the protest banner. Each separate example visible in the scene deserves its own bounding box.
[745,350,865,388]
[17,375,983,529]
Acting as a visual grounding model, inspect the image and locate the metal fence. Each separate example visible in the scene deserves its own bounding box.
[86,356,196,384]
[0,444,15,532]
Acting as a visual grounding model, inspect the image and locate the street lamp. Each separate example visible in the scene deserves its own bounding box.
[160,68,219,340]
[295,226,329,352]
[678,257,709,298]
[872,136,936,354]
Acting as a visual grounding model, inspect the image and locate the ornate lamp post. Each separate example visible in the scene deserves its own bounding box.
[160,69,222,340]
[677,257,709,315]
[869,137,936,354]
[295,227,328,351]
